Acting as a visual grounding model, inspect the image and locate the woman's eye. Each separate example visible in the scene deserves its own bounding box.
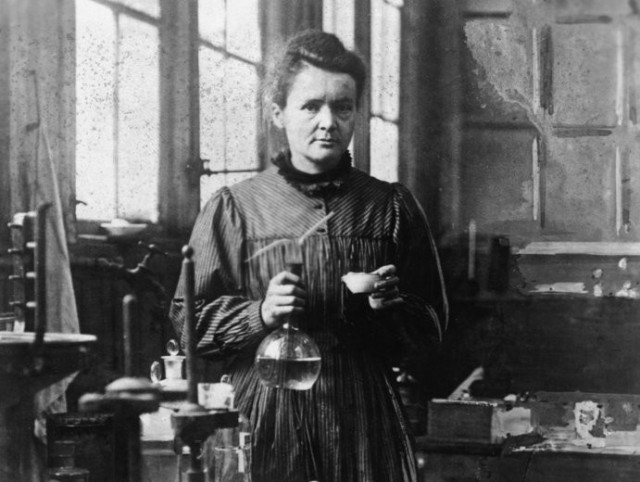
[336,104,354,115]
[303,103,320,113]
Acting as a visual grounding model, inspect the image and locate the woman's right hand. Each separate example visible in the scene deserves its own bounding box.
[260,271,307,329]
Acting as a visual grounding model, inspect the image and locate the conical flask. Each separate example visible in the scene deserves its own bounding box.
[255,248,321,390]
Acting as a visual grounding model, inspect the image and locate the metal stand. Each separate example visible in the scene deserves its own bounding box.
[170,246,238,482]
[78,280,161,482]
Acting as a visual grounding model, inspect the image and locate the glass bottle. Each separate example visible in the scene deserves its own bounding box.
[254,249,321,390]
[202,376,253,482]
[47,440,90,482]
[150,339,187,391]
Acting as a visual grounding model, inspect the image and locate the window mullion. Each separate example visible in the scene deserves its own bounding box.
[353,0,372,173]
[157,0,201,236]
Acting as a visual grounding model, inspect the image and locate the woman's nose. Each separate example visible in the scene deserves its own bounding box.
[317,105,337,130]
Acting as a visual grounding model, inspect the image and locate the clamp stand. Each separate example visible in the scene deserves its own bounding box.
[78,260,161,482]
[171,246,238,482]
[79,377,160,482]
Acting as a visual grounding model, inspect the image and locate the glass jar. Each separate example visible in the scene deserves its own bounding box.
[47,441,90,482]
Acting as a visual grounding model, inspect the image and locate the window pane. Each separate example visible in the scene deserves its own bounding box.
[323,0,355,49]
[225,59,260,170]
[370,117,398,182]
[76,0,117,220]
[227,0,261,62]
[199,0,225,46]
[117,15,160,221]
[371,0,401,121]
[200,47,226,167]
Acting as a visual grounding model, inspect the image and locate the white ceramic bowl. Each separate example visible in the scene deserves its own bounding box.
[341,272,380,293]
[101,219,147,237]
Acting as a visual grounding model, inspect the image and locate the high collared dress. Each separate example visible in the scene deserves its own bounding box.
[169,159,448,482]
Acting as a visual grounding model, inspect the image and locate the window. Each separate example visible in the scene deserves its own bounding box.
[76,0,161,222]
[198,0,262,207]
[323,0,403,183]
[75,0,263,222]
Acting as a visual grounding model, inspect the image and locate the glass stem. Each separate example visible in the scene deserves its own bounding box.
[286,259,303,330]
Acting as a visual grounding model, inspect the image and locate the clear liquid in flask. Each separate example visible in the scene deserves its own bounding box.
[255,356,321,390]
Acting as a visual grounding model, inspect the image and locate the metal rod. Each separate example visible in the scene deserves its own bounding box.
[123,293,137,377]
[127,417,142,482]
[182,245,198,404]
[187,442,204,482]
[33,203,52,362]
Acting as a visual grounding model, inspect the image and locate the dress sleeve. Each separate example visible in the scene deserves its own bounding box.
[393,183,448,335]
[367,183,449,380]
[169,187,267,360]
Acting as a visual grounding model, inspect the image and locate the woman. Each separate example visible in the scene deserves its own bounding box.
[170,30,448,482]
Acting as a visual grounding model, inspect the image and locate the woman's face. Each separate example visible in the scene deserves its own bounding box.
[272,63,357,174]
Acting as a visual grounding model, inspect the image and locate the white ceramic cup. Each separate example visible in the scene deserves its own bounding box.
[198,382,235,410]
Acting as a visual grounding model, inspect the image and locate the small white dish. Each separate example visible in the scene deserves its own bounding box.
[100,218,147,237]
[341,272,381,294]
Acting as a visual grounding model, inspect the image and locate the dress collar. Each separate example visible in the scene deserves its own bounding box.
[271,150,353,197]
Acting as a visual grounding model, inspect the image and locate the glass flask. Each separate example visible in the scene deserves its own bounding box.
[254,252,321,390]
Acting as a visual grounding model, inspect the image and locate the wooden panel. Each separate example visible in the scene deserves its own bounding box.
[631,22,640,125]
[462,20,533,125]
[628,138,640,239]
[461,128,536,229]
[552,24,620,126]
[544,136,615,240]
[516,252,640,298]
[495,298,640,394]
[437,295,640,397]
[7,0,76,232]
[461,0,513,16]
[0,0,10,252]
[483,451,640,482]
[554,0,632,18]
[420,453,490,482]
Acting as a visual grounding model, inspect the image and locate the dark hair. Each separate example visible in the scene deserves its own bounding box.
[264,30,367,108]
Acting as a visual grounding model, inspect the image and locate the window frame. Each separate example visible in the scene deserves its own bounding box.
[75,0,163,226]
[196,0,266,208]
[73,0,279,237]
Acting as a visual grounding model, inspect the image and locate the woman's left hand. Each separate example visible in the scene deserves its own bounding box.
[369,265,404,310]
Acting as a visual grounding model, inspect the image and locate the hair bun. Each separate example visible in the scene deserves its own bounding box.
[289,31,346,59]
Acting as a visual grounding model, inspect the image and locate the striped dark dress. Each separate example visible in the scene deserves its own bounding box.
[170,157,448,482]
